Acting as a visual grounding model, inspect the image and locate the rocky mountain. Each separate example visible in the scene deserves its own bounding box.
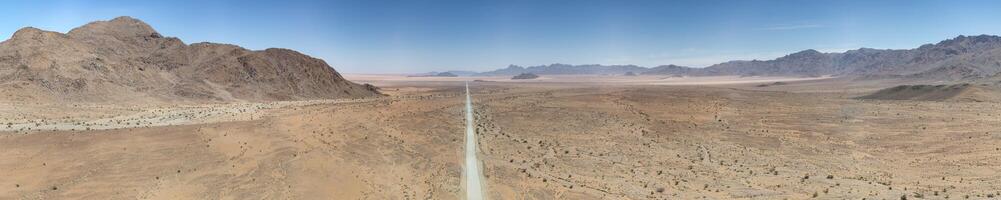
[0,16,379,103]
[693,49,837,77]
[476,63,649,76]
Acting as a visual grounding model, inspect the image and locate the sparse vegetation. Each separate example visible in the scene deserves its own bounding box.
[1,66,1000,199]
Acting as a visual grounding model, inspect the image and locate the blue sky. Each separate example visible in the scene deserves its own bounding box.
[2,0,1000,73]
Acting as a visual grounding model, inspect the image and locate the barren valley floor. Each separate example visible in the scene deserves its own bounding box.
[2,77,1000,199]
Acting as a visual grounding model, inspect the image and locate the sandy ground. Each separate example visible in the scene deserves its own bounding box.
[0,89,468,199]
[469,83,1001,199]
[2,75,1000,199]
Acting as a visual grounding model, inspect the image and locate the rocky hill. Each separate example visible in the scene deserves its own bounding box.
[857,84,1001,102]
[511,73,539,80]
[0,16,379,103]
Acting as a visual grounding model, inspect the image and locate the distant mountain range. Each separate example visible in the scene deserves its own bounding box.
[409,70,477,77]
[693,35,1001,80]
[447,35,1001,81]
[476,64,649,76]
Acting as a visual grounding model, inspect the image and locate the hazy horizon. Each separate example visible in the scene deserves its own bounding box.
[3,0,1001,73]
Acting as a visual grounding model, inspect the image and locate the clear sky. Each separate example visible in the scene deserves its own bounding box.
[2,0,1001,73]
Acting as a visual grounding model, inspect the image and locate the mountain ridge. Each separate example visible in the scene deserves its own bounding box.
[464,34,1001,81]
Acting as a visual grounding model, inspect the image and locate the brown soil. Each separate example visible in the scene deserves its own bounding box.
[2,76,1000,199]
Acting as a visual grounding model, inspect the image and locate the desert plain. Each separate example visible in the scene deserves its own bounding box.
[1,74,1000,200]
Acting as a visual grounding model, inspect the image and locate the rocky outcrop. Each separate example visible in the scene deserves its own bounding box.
[0,16,379,103]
